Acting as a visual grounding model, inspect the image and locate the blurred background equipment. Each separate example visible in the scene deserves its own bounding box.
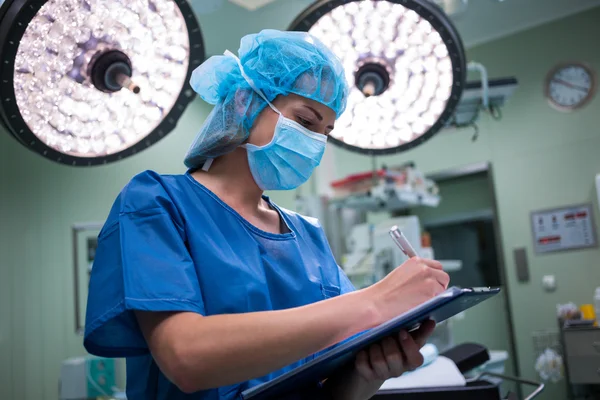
[0,0,205,166]
[554,294,600,399]
[530,204,597,255]
[329,162,441,210]
[60,356,119,400]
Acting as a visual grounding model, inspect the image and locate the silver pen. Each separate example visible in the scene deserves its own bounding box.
[390,225,425,332]
[389,225,419,258]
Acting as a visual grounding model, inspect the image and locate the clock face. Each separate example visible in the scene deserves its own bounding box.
[546,63,596,111]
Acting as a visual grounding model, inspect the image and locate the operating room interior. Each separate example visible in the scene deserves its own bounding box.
[1,0,600,399]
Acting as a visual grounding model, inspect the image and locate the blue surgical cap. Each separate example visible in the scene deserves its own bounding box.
[183,29,349,170]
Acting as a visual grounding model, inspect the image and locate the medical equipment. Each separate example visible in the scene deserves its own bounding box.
[375,343,542,400]
[341,217,423,286]
[59,356,116,400]
[342,222,374,278]
[447,77,518,142]
[330,164,439,198]
[530,203,597,254]
[0,0,205,166]
[330,164,441,208]
[375,373,543,399]
[288,0,466,155]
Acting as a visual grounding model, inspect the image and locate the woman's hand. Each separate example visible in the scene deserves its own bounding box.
[325,320,436,400]
[363,257,450,324]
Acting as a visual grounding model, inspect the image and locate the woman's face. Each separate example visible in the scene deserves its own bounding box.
[247,94,337,147]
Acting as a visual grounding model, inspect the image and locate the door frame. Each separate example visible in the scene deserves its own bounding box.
[427,161,522,388]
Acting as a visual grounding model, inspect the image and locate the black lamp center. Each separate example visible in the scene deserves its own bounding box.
[355,62,391,97]
[89,50,140,94]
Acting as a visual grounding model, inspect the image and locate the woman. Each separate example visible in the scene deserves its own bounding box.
[84,29,449,400]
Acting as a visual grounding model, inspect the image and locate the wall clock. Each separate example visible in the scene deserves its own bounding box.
[545,62,596,112]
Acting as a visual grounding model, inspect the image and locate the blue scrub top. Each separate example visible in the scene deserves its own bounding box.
[84,170,355,400]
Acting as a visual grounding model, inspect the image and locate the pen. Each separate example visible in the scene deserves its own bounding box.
[389,225,424,333]
[389,225,419,258]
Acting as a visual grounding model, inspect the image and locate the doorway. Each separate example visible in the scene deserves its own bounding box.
[411,163,520,395]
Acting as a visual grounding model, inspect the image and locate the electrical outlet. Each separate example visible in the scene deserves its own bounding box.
[542,275,557,292]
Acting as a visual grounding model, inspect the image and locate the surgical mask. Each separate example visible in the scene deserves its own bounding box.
[224,50,327,191]
[242,107,327,190]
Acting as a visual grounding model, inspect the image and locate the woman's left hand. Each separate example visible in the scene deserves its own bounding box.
[325,319,436,400]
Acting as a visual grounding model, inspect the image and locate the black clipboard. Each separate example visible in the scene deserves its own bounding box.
[242,286,500,399]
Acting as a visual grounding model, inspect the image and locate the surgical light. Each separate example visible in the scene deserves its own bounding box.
[0,0,205,166]
[289,0,466,155]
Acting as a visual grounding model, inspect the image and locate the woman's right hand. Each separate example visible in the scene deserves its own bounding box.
[363,257,450,323]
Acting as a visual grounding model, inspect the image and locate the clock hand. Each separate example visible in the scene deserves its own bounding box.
[552,78,589,93]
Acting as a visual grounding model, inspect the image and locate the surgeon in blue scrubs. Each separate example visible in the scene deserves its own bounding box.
[84,30,449,400]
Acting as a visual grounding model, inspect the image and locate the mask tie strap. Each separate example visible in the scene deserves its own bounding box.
[201,158,213,171]
[224,50,280,115]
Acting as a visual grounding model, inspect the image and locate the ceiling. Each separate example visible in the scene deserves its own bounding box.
[193,0,600,51]
[445,0,600,48]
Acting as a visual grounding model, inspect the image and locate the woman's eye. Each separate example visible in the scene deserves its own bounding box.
[296,116,312,127]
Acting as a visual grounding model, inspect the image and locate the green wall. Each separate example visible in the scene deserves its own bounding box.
[330,7,600,399]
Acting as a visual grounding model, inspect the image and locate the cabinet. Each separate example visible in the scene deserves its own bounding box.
[561,327,600,398]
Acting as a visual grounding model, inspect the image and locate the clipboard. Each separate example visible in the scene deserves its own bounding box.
[242,286,500,400]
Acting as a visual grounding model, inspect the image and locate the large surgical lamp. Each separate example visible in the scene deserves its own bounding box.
[289,0,466,155]
[0,0,205,166]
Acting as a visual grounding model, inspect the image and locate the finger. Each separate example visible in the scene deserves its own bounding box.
[355,350,377,381]
[381,336,404,377]
[412,319,436,348]
[418,258,443,270]
[399,331,424,371]
[431,269,450,290]
[368,343,390,380]
[439,269,450,289]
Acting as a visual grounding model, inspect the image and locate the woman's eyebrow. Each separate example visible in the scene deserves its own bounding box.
[302,105,323,121]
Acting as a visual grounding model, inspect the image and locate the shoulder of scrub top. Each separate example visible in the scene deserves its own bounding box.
[100,170,185,237]
[119,169,181,214]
